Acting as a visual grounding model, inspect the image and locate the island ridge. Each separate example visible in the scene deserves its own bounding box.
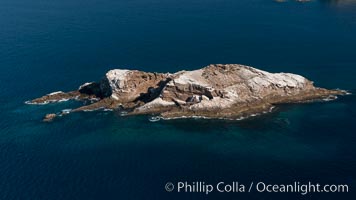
[27,64,346,122]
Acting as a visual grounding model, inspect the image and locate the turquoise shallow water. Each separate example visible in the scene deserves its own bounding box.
[0,0,356,199]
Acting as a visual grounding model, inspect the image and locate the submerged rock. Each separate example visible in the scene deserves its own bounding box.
[43,113,57,122]
[28,64,347,121]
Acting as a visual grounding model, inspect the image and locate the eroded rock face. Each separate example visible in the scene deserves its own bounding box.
[104,69,171,103]
[160,65,314,107]
[27,64,347,121]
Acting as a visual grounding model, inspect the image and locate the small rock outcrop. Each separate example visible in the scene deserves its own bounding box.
[43,113,57,122]
[26,64,346,121]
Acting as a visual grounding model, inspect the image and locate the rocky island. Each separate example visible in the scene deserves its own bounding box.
[27,64,346,122]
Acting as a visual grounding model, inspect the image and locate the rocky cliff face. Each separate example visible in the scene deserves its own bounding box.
[27,64,346,121]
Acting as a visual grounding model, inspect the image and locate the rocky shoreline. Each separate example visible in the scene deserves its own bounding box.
[27,64,347,122]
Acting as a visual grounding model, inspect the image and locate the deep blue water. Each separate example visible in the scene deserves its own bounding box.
[0,0,356,199]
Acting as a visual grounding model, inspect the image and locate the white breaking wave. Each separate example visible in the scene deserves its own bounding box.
[119,111,128,116]
[322,95,338,102]
[161,106,276,121]
[82,107,105,112]
[25,100,50,105]
[58,98,70,102]
[48,91,64,95]
[62,109,72,114]
[24,97,71,105]
[148,116,161,122]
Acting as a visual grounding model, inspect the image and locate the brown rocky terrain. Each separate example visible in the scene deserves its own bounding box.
[26,64,346,122]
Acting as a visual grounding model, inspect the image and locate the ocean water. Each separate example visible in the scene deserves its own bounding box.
[0,0,356,199]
